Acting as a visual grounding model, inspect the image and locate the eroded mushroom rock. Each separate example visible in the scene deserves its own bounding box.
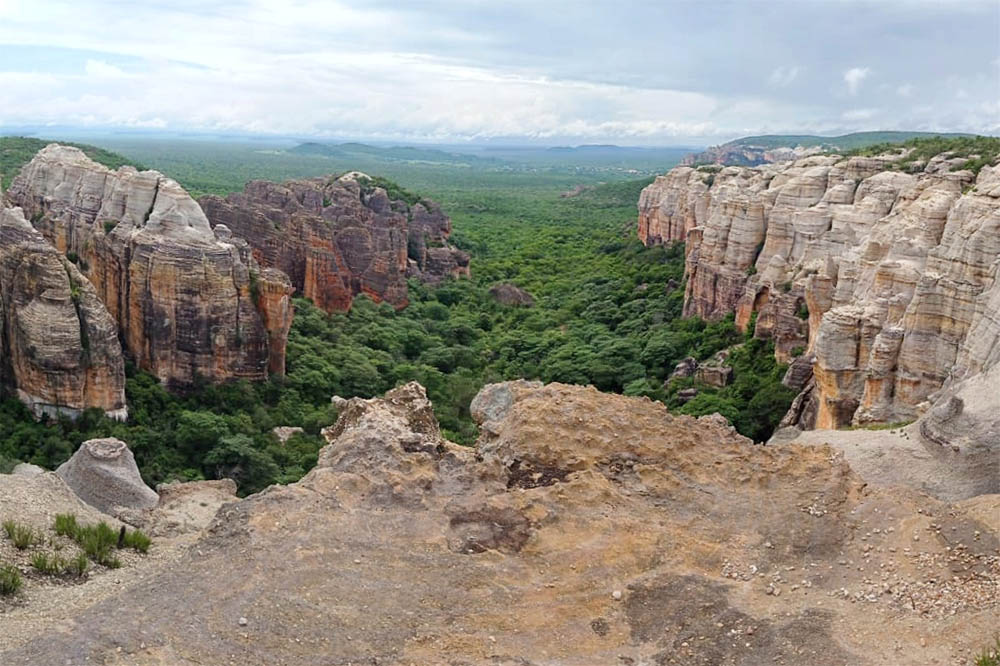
[6,145,293,388]
[639,154,1000,430]
[56,437,158,515]
[0,205,126,419]
[199,174,469,313]
[6,382,995,664]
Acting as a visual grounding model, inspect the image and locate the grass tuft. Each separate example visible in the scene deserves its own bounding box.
[0,564,22,596]
[3,520,39,550]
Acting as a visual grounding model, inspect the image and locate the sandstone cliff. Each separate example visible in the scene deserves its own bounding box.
[639,153,1000,430]
[199,174,469,313]
[2,382,996,664]
[6,145,293,388]
[0,205,126,419]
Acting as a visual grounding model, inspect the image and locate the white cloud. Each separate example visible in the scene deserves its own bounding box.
[842,108,878,121]
[896,83,915,97]
[768,65,800,87]
[844,67,870,95]
[84,59,127,78]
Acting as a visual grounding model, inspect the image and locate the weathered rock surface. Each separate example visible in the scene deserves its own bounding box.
[639,154,1000,431]
[0,204,126,418]
[56,437,158,515]
[6,145,292,388]
[199,174,468,313]
[488,282,535,306]
[2,382,996,664]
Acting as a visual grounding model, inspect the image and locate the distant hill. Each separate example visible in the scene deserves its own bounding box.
[289,142,499,167]
[0,136,142,191]
[684,131,975,167]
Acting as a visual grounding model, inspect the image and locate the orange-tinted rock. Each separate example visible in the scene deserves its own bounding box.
[199,174,468,313]
[0,205,126,418]
[6,145,290,389]
[639,154,1000,429]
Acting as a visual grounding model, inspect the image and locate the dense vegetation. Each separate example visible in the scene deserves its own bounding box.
[723,130,971,151]
[845,134,1000,175]
[0,136,144,190]
[0,136,795,495]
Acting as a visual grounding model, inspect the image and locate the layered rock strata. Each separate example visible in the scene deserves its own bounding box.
[199,174,469,313]
[2,382,996,664]
[0,205,126,418]
[639,155,1000,430]
[6,145,293,388]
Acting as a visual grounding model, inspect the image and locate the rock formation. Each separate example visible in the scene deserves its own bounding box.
[6,145,293,388]
[0,204,126,419]
[487,282,534,306]
[2,382,996,664]
[55,437,159,515]
[199,174,469,313]
[639,154,1000,430]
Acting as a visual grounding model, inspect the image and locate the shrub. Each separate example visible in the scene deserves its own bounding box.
[0,564,22,596]
[975,637,1000,666]
[67,552,88,577]
[74,522,121,568]
[790,346,806,358]
[31,552,66,576]
[102,220,118,234]
[796,303,809,320]
[122,529,152,554]
[3,520,39,550]
[53,513,79,538]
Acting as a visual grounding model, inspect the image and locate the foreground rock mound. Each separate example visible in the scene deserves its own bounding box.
[639,154,1000,431]
[199,174,469,312]
[56,437,158,515]
[3,382,996,665]
[0,205,126,418]
[6,145,293,388]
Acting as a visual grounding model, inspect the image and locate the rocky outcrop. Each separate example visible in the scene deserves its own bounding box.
[0,205,126,419]
[487,282,534,306]
[6,145,292,388]
[199,174,468,313]
[3,382,997,664]
[56,437,159,515]
[639,154,1000,430]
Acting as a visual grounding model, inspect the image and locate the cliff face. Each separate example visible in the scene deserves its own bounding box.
[199,174,469,313]
[6,145,292,389]
[639,155,1000,429]
[0,205,126,419]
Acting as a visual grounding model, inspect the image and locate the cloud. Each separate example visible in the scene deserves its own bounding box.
[0,2,996,143]
[844,67,870,95]
[768,65,800,87]
[84,59,126,78]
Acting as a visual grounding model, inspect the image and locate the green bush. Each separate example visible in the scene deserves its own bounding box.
[31,552,66,576]
[3,520,39,550]
[0,564,22,596]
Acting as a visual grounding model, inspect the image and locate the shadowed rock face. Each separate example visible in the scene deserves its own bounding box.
[3,381,996,664]
[639,155,1000,430]
[0,205,126,419]
[6,145,292,389]
[199,174,469,313]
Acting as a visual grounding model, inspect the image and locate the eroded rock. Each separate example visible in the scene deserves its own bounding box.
[56,437,158,515]
[199,175,468,313]
[6,145,292,389]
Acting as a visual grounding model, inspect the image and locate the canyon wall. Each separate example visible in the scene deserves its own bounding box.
[6,145,293,389]
[0,205,126,419]
[199,174,469,313]
[639,153,1000,429]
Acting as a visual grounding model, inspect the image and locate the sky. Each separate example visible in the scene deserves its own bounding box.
[0,0,997,145]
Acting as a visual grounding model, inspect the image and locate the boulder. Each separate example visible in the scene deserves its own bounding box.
[11,463,44,477]
[669,356,698,379]
[56,438,158,515]
[488,283,534,307]
[271,426,304,444]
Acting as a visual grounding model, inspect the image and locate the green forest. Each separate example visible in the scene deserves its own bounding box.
[0,137,796,494]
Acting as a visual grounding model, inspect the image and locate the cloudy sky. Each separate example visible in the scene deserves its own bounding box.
[0,0,997,145]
